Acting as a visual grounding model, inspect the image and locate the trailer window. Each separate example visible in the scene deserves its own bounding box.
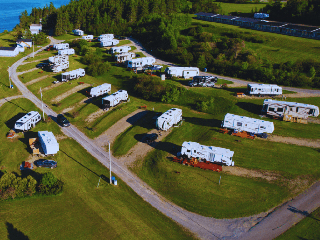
[269,107,275,111]
[309,109,315,115]
[187,150,190,153]
[296,107,299,112]
[277,108,283,112]
[237,122,242,126]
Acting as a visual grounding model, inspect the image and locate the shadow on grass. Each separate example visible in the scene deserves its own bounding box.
[236,101,262,115]
[17,131,38,153]
[126,110,148,125]
[184,116,221,128]
[6,222,30,240]
[5,112,26,129]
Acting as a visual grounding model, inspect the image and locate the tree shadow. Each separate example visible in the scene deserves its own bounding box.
[18,131,39,153]
[6,222,30,240]
[183,116,222,128]
[236,102,262,115]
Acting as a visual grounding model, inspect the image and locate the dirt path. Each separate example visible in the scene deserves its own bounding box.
[260,135,320,148]
[62,97,88,113]
[51,83,90,103]
[16,67,38,75]
[21,58,48,65]
[93,109,147,147]
[85,109,105,123]
[41,81,64,92]
[25,75,50,86]
[0,95,24,108]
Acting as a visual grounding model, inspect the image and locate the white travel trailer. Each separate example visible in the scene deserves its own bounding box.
[165,67,200,79]
[222,113,274,134]
[262,99,319,119]
[156,108,182,131]
[53,43,69,50]
[98,34,114,42]
[61,68,85,81]
[82,35,94,40]
[52,62,69,73]
[102,90,128,108]
[114,52,136,63]
[127,57,156,69]
[110,46,131,54]
[38,131,59,155]
[247,84,282,96]
[49,55,69,64]
[181,142,235,166]
[14,111,41,131]
[58,48,75,55]
[90,83,111,97]
[254,13,269,19]
[72,29,84,36]
[100,39,120,47]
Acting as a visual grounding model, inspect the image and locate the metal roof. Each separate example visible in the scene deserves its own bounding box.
[254,21,288,27]
[16,39,32,43]
[0,47,16,51]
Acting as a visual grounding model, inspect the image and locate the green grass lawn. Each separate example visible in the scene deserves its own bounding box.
[135,52,146,58]
[53,34,79,40]
[117,40,131,46]
[16,61,40,73]
[276,207,320,240]
[0,99,195,240]
[217,2,267,15]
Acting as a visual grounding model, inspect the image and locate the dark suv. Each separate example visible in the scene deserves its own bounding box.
[35,160,57,169]
[57,114,70,127]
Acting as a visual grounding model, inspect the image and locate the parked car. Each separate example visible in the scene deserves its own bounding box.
[57,114,70,127]
[35,160,57,169]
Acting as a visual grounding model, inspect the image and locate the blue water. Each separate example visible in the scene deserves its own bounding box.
[0,0,71,33]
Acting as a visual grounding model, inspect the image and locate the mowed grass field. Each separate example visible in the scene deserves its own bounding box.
[0,98,195,240]
[217,2,267,15]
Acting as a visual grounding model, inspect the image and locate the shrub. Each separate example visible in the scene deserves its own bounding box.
[38,172,64,195]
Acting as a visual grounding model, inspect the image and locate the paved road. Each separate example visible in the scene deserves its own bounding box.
[8,36,320,240]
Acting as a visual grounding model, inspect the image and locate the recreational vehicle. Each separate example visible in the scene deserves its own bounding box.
[61,68,85,81]
[53,43,69,50]
[222,113,274,134]
[181,142,234,166]
[100,40,120,47]
[114,52,136,63]
[51,62,69,73]
[14,111,41,131]
[98,34,114,42]
[58,48,75,55]
[127,57,156,69]
[165,67,200,79]
[90,83,111,97]
[102,90,128,108]
[49,55,69,64]
[72,29,84,36]
[82,35,94,40]
[38,131,59,155]
[110,46,131,54]
[189,76,218,87]
[262,99,319,121]
[247,84,282,96]
[156,108,182,131]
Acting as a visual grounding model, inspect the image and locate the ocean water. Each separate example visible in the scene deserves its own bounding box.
[0,0,71,33]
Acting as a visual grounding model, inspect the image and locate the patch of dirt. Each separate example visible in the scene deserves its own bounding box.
[283,93,320,98]
[55,134,68,141]
[17,68,38,75]
[26,75,50,86]
[94,109,147,147]
[62,98,88,113]
[85,109,106,123]
[308,118,320,124]
[0,95,24,107]
[223,166,280,181]
[41,81,64,92]
[51,83,90,103]
[22,58,48,65]
[260,135,320,148]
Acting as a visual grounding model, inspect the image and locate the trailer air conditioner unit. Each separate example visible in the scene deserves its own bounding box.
[53,43,69,50]
[58,48,75,55]
[14,111,41,131]
[181,141,234,166]
[165,67,200,79]
[90,83,111,97]
[127,57,156,69]
[262,99,319,119]
[247,84,282,96]
[38,131,59,155]
[222,113,274,134]
[102,90,128,108]
[61,68,85,81]
[156,108,182,131]
[110,46,131,54]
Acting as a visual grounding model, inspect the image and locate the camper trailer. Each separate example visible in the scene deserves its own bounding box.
[58,48,75,55]
[156,108,182,131]
[262,99,319,122]
[180,142,234,166]
[222,113,274,134]
[61,68,85,81]
[72,29,84,36]
[14,111,41,131]
[90,83,111,97]
[165,67,199,79]
[127,57,156,69]
[82,35,94,40]
[247,84,282,96]
[53,43,69,50]
[100,40,120,47]
[38,131,59,155]
[102,90,128,109]
[254,13,269,19]
[51,62,69,73]
[49,55,69,64]
[189,76,218,87]
[110,46,131,54]
[114,52,136,63]
[98,34,114,42]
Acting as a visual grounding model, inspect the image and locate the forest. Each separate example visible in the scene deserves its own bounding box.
[15,0,320,89]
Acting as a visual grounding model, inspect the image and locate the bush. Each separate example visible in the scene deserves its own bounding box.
[38,172,64,195]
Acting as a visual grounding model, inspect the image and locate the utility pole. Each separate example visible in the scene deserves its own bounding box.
[8,67,11,88]
[40,87,45,120]
[33,39,34,58]
[109,141,112,184]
